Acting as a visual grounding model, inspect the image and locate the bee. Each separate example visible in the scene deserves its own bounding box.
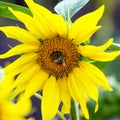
[51,51,66,66]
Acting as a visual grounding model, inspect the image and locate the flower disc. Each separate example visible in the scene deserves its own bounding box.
[37,35,80,78]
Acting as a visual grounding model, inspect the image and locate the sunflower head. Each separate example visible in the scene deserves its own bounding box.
[0,0,120,120]
[37,35,80,78]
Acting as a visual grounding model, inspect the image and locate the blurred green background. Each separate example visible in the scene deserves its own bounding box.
[0,0,120,120]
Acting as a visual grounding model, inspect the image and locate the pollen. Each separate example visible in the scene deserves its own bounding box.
[37,35,80,78]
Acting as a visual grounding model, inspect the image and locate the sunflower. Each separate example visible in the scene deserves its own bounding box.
[0,0,120,119]
[0,76,31,120]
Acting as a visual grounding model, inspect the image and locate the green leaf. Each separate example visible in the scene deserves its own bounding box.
[0,1,32,20]
[70,99,80,120]
[108,43,120,51]
[92,61,109,70]
[54,0,89,20]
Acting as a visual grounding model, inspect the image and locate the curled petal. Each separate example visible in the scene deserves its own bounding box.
[78,38,120,61]
[78,38,113,53]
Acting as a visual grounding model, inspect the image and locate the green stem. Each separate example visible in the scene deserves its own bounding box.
[34,92,42,99]
[34,93,66,120]
[70,99,80,120]
[57,111,66,120]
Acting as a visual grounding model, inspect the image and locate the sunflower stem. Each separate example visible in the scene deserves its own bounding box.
[34,92,42,99]
[70,99,80,120]
[57,111,66,120]
[34,93,66,120]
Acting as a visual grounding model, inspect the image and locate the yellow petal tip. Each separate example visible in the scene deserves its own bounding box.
[94,102,99,113]
[99,5,105,13]
[95,4,105,21]
[8,7,13,12]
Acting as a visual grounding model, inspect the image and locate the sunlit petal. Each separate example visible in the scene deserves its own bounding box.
[3,53,38,74]
[24,69,49,99]
[0,26,40,44]
[69,5,104,43]
[86,51,120,62]
[78,38,113,53]
[68,73,89,119]
[24,0,52,16]
[79,61,112,91]
[73,67,98,103]
[12,63,40,88]
[9,8,46,37]
[41,76,60,120]
[70,26,101,44]
[57,78,71,114]
[0,44,39,59]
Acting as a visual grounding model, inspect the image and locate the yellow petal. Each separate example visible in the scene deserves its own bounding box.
[34,16,57,38]
[24,69,49,99]
[9,8,45,37]
[0,44,39,59]
[45,14,67,36]
[69,5,104,43]
[12,83,27,98]
[86,51,120,62]
[78,38,120,61]
[0,26,40,44]
[73,67,98,103]
[6,59,35,77]
[25,0,59,39]
[15,96,31,116]
[70,5,104,30]
[79,61,112,91]
[61,104,70,115]
[33,14,67,38]
[24,0,52,16]
[92,38,113,51]
[73,65,99,113]
[78,38,113,54]
[57,78,71,114]
[12,63,40,88]
[68,73,89,119]
[5,118,25,120]
[5,61,35,77]
[70,26,101,44]
[0,76,13,100]
[41,76,60,120]
[3,53,38,74]
[24,0,67,38]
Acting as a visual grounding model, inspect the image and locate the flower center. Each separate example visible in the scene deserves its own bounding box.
[37,35,80,78]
